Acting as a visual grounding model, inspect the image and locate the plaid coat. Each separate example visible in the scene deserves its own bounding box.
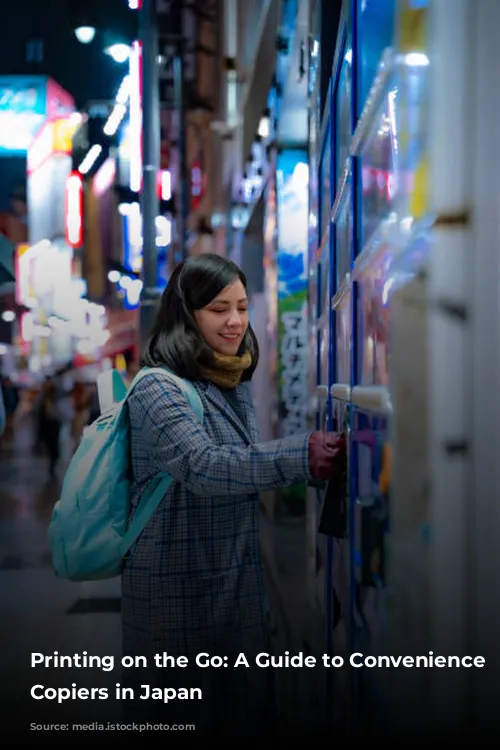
[121,370,311,734]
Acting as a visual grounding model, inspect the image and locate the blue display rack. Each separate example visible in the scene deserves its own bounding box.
[309,0,432,734]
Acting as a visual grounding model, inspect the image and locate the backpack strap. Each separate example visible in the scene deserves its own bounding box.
[119,367,204,555]
[126,366,204,423]
[120,472,173,553]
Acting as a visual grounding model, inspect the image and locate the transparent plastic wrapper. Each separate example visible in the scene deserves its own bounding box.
[336,46,352,179]
[334,285,352,386]
[317,234,331,384]
[320,139,332,239]
[318,324,330,398]
[354,52,431,387]
[357,52,430,240]
[335,184,353,289]
[356,239,392,386]
[356,220,432,387]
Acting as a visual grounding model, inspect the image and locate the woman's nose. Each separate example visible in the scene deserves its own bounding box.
[227,309,242,327]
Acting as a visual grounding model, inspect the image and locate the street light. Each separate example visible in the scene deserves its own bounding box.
[73,4,97,44]
[104,43,131,64]
[74,24,132,66]
[74,26,96,44]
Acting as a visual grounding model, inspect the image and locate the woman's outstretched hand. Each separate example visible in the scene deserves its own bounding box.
[308,431,346,480]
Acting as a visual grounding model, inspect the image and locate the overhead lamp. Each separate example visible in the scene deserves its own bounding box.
[75,26,96,44]
[104,44,131,64]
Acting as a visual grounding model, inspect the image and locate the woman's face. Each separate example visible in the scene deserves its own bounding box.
[193,278,249,356]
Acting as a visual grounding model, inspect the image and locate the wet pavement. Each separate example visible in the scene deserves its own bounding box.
[0,419,123,730]
[0,418,316,734]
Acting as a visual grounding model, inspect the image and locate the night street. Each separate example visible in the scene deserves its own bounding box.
[0,419,128,728]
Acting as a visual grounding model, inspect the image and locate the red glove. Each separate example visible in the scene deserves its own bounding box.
[308,432,346,480]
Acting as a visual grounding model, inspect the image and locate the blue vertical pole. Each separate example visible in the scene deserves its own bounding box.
[349,0,361,733]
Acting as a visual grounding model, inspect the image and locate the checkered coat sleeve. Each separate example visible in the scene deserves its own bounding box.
[127,371,311,495]
[121,371,312,733]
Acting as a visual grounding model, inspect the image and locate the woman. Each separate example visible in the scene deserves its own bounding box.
[123,254,344,737]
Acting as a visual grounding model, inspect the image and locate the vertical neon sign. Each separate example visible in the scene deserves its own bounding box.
[129,40,143,193]
[65,171,84,248]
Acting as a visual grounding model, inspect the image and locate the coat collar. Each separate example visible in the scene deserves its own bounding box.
[197,380,258,444]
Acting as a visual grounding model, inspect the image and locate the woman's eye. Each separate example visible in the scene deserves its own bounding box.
[210,307,247,313]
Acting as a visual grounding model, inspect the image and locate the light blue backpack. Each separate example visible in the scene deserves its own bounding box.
[48,367,204,581]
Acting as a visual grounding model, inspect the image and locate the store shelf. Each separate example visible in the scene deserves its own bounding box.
[330,383,351,402]
[351,385,392,415]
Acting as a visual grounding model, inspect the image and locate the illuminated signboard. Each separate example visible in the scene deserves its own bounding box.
[65,172,84,248]
[16,239,73,314]
[0,76,75,155]
[27,113,83,174]
[15,241,42,307]
[46,78,75,120]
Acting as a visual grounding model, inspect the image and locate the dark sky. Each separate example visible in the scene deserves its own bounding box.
[0,0,135,210]
[0,0,135,109]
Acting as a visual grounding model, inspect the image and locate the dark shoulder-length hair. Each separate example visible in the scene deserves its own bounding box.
[142,253,259,381]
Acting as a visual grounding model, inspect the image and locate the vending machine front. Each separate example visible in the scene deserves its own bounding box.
[347,0,432,733]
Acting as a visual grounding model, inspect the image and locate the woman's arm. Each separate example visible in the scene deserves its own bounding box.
[128,372,312,496]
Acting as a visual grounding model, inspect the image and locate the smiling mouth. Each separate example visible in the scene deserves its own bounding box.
[220,334,240,341]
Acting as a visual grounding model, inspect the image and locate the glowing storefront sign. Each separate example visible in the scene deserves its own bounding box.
[0,77,45,154]
[0,76,75,155]
[124,201,142,272]
[27,113,83,174]
[65,172,84,248]
[15,240,50,307]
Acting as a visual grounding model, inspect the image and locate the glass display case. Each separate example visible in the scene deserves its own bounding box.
[319,136,332,239]
[356,240,392,386]
[355,50,430,387]
[334,284,351,386]
[359,0,396,114]
[358,60,429,247]
[307,0,434,732]
[335,184,353,289]
[336,44,352,178]
[359,86,400,249]
[318,231,331,390]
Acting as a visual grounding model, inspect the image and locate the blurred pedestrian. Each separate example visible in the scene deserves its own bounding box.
[38,377,72,477]
[0,375,19,448]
